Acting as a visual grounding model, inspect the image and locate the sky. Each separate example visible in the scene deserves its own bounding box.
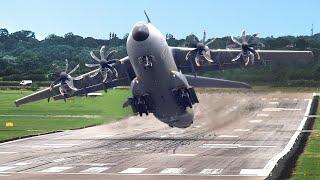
[0,0,319,40]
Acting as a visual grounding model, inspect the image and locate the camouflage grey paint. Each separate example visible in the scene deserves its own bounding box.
[126,21,194,128]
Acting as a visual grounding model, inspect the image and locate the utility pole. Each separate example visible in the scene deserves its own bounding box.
[311,24,314,36]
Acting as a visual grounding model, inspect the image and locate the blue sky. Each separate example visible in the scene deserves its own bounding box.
[0,0,318,40]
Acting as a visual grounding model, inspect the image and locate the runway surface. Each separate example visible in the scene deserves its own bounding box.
[0,92,312,180]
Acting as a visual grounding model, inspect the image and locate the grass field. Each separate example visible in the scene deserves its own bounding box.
[0,89,132,142]
[291,107,320,179]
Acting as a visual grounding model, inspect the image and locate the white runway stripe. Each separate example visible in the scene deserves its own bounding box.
[262,108,301,112]
[119,168,147,174]
[200,168,223,175]
[160,168,184,174]
[41,166,72,173]
[268,101,279,105]
[217,135,239,138]
[80,167,109,173]
[0,166,15,172]
[170,154,197,157]
[0,152,17,154]
[249,120,262,123]
[14,162,31,166]
[240,169,263,175]
[234,129,250,132]
[257,114,269,117]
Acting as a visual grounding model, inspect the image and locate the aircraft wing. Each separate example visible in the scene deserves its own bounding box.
[185,75,251,89]
[15,85,61,107]
[170,47,314,73]
[15,56,135,106]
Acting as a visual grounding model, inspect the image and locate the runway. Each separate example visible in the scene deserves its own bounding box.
[0,92,312,180]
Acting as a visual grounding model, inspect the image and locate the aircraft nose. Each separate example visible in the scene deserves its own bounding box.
[132,23,149,41]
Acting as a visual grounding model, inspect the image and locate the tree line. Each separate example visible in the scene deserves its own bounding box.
[1,28,320,86]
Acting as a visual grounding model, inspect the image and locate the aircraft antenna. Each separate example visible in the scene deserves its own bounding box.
[144,10,151,23]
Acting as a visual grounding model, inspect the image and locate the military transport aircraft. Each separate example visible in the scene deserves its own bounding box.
[15,12,313,128]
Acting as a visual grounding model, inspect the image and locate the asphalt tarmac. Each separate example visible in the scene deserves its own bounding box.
[0,92,312,180]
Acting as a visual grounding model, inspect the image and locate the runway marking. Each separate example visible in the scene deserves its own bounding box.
[260,98,313,176]
[249,120,262,123]
[41,166,73,173]
[14,162,31,166]
[200,144,239,149]
[271,98,278,100]
[160,168,184,174]
[257,114,269,117]
[33,144,79,149]
[169,132,177,135]
[200,144,276,149]
[262,108,301,112]
[261,98,267,101]
[80,167,110,173]
[135,143,143,147]
[200,168,223,175]
[52,158,70,163]
[0,152,17,154]
[160,135,168,138]
[119,168,147,174]
[234,129,250,132]
[240,169,263,175]
[134,129,143,131]
[239,145,276,148]
[93,135,114,138]
[170,154,197,157]
[217,135,239,138]
[85,163,117,166]
[0,166,15,172]
[194,125,201,128]
[268,101,279,105]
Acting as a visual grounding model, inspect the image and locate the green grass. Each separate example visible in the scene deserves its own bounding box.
[0,89,132,141]
[291,107,320,180]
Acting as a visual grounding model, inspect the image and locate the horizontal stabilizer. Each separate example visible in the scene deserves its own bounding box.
[185,75,251,89]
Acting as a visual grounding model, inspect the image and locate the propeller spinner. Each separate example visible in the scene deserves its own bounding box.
[230,30,263,66]
[87,46,119,83]
[185,30,216,67]
[48,59,79,102]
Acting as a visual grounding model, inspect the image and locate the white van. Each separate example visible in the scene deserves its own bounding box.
[19,80,32,86]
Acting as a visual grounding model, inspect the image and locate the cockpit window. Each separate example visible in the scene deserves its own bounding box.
[138,55,154,69]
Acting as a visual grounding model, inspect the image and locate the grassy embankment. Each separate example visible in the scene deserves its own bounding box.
[0,89,132,141]
[291,106,320,179]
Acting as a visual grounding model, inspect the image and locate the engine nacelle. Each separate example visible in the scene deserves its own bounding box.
[172,87,199,110]
[124,78,155,116]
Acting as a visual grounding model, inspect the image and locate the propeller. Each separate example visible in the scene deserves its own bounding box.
[185,30,216,67]
[48,59,79,102]
[230,30,262,66]
[86,46,119,83]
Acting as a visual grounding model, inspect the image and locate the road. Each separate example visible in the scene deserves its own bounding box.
[0,91,312,180]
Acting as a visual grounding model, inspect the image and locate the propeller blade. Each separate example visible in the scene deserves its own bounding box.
[66,80,78,91]
[102,72,108,82]
[90,51,101,62]
[65,59,69,72]
[90,70,100,78]
[202,30,206,43]
[68,64,79,75]
[106,50,117,60]
[247,33,259,42]
[100,46,107,61]
[231,36,242,46]
[206,38,216,46]
[185,49,197,61]
[231,52,242,62]
[107,59,120,64]
[195,52,201,66]
[112,67,119,78]
[241,30,246,43]
[203,52,214,63]
[244,56,250,66]
[85,63,100,68]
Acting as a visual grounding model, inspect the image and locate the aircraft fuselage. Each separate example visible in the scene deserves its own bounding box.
[126,21,197,128]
